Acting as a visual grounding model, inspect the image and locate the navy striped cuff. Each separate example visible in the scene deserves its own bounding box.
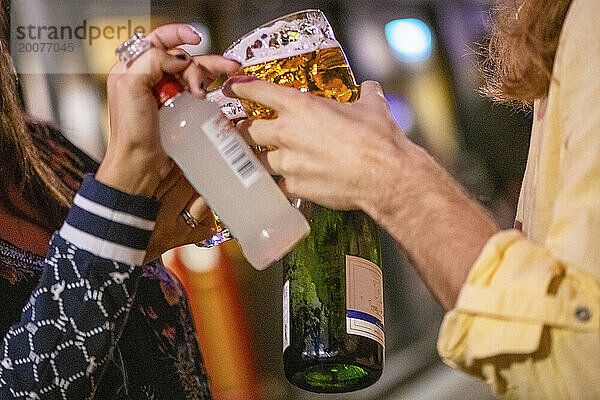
[59,174,161,265]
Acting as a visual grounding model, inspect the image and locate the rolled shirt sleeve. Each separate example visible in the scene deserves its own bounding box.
[438,231,600,399]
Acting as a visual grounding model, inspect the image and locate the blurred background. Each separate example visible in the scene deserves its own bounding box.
[13,0,532,399]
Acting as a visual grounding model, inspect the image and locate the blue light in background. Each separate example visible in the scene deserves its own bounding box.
[385,18,433,63]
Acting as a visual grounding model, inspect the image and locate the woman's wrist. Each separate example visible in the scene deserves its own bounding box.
[96,148,170,197]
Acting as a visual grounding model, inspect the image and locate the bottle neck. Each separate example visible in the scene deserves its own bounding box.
[152,75,184,108]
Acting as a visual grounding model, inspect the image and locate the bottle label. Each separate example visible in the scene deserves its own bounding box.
[283,280,290,351]
[345,255,384,347]
[202,115,263,188]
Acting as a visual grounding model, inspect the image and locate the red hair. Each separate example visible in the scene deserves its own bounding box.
[482,0,573,105]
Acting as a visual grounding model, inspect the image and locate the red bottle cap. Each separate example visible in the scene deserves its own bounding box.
[152,75,184,107]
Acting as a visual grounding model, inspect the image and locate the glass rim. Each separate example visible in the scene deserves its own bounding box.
[225,9,326,53]
[256,9,324,29]
[223,9,335,65]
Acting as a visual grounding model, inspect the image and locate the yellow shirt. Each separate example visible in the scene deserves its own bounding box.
[437,0,600,398]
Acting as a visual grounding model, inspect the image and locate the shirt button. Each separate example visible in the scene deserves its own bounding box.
[575,306,591,322]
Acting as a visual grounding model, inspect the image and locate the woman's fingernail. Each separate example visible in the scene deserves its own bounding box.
[222,75,258,97]
[175,54,188,60]
[196,90,207,100]
[187,25,202,41]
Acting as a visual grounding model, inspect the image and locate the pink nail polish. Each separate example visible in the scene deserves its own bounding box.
[222,75,258,97]
[187,25,202,41]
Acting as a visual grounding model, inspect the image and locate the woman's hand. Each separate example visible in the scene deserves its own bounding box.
[98,24,238,196]
[227,78,411,211]
[96,24,239,262]
[143,165,216,263]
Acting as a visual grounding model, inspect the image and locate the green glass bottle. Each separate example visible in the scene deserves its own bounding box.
[283,200,384,393]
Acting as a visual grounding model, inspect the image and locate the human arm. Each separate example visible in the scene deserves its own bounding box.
[0,24,239,398]
[0,176,159,399]
[224,0,600,395]
[436,2,600,396]
[98,24,239,261]
[226,77,498,309]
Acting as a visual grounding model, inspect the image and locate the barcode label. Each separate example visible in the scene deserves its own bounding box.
[202,115,263,188]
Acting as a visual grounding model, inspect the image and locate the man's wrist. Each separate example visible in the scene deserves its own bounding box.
[359,140,499,308]
[357,143,417,224]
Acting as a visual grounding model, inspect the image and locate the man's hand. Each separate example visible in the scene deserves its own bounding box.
[224,76,499,309]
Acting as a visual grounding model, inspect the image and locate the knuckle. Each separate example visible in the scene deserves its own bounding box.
[283,177,299,194]
[278,152,301,176]
[169,48,189,58]
[106,71,119,87]
[270,125,285,144]
[107,72,132,92]
[295,92,314,111]
[247,122,265,143]
[149,49,164,68]
[277,153,293,175]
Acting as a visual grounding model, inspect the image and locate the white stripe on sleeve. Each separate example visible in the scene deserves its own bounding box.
[59,223,147,266]
[73,194,156,231]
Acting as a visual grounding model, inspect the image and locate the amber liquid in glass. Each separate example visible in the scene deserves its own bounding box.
[240,46,359,119]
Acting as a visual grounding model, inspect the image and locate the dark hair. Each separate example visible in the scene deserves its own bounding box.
[482,0,573,106]
[0,0,80,232]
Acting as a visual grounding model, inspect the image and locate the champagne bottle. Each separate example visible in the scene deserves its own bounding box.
[283,200,384,393]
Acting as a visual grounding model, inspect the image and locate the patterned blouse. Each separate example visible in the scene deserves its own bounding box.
[0,130,213,399]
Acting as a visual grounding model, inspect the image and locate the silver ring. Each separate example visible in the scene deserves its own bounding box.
[181,209,201,229]
[115,33,153,65]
